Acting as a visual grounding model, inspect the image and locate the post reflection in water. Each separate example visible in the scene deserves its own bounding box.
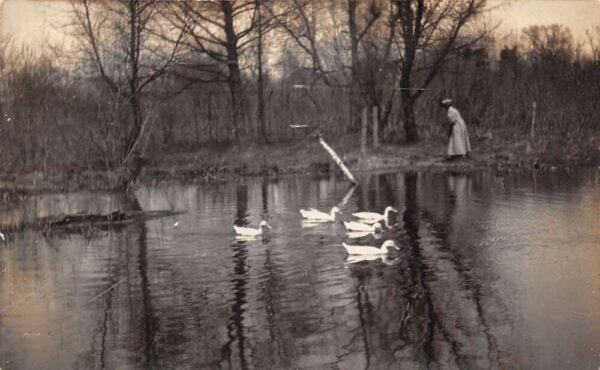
[0,169,598,369]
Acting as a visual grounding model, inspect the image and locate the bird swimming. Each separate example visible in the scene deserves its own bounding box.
[233,220,272,236]
[342,239,400,255]
[300,206,341,222]
[352,206,398,223]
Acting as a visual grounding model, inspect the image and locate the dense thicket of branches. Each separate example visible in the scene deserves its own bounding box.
[0,0,598,174]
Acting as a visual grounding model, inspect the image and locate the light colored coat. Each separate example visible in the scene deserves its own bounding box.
[447,106,472,156]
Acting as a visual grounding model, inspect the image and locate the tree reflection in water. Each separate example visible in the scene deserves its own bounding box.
[137,221,158,368]
[394,172,500,369]
[2,170,598,369]
[221,185,250,369]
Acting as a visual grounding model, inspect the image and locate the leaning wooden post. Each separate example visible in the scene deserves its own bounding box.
[372,106,379,148]
[527,101,537,154]
[361,108,368,156]
[316,131,359,185]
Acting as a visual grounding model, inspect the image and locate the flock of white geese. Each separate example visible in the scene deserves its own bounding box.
[233,205,400,261]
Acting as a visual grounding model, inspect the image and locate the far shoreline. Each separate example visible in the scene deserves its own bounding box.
[0,131,597,195]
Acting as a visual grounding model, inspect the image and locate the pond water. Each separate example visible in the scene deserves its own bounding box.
[0,169,598,369]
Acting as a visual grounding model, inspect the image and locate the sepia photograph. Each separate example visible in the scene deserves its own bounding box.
[0,0,598,368]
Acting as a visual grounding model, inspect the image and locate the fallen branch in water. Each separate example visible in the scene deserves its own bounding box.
[0,210,184,237]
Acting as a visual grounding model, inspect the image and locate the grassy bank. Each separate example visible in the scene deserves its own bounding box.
[0,128,598,195]
[139,128,600,182]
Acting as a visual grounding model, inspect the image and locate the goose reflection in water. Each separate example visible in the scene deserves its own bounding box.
[345,230,383,239]
[345,254,401,265]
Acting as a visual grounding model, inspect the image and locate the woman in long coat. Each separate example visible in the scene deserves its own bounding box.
[441,99,471,160]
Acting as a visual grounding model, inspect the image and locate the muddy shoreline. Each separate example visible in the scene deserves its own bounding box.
[0,133,598,195]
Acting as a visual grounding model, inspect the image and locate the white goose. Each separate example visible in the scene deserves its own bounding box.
[343,221,382,232]
[353,206,398,223]
[342,239,400,255]
[233,220,272,236]
[300,206,341,222]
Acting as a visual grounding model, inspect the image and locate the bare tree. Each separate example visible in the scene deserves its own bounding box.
[393,0,487,142]
[347,0,381,125]
[586,25,600,62]
[266,0,333,86]
[71,0,183,165]
[255,0,272,143]
[358,0,401,138]
[268,0,382,131]
[523,24,576,67]
[161,0,265,141]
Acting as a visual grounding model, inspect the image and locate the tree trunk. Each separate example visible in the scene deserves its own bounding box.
[396,0,422,144]
[380,96,393,139]
[256,0,269,143]
[126,94,142,159]
[222,1,243,142]
[402,97,419,143]
[400,55,419,142]
[348,0,362,131]
[125,0,142,163]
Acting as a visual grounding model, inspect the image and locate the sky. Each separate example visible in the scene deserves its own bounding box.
[1,0,600,49]
[491,0,600,42]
